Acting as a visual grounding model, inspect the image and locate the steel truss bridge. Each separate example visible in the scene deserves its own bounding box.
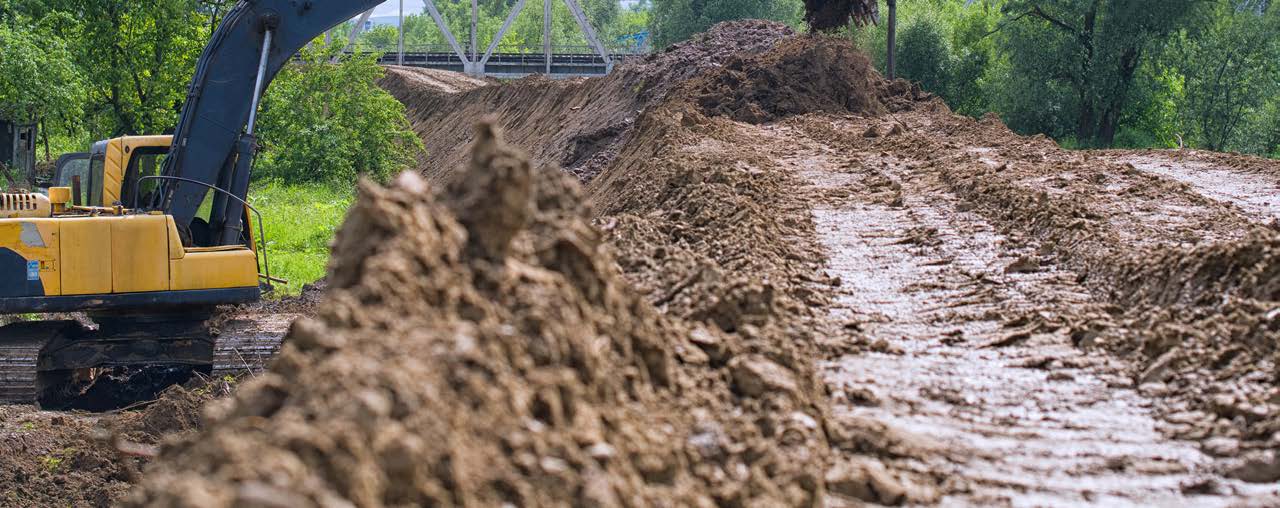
[351,44,623,78]
[339,0,639,78]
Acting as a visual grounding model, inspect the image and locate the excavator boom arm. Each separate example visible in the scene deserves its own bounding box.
[155,0,381,242]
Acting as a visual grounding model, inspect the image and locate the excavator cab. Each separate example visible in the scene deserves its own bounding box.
[50,136,171,209]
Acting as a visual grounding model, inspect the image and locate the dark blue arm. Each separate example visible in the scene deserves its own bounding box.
[155,0,381,244]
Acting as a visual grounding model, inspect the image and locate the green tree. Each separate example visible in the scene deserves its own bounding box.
[652,0,803,48]
[995,0,1208,147]
[71,0,209,136]
[254,47,423,184]
[1164,2,1278,151]
[0,23,83,128]
[359,24,401,51]
[373,0,635,55]
[896,17,951,98]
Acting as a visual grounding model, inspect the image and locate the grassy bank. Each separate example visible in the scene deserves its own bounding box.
[250,181,353,296]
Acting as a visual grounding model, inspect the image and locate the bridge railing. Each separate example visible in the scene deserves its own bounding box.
[348,43,647,56]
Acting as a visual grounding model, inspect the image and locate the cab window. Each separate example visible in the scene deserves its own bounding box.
[53,154,91,204]
[89,155,104,206]
[121,147,169,207]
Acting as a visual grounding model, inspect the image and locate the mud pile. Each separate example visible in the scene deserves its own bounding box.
[686,36,886,123]
[125,125,835,507]
[0,382,218,507]
[380,20,800,182]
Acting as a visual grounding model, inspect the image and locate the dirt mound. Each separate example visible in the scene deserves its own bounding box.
[630,20,797,101]
[0,381,219,507]
[379,66,491,96]
[686,36,886,123]
[125,124,835,507]
[380,20,799,183]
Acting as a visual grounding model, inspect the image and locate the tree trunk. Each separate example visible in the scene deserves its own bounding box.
[40,118,50,161]
[1076,102,1096,145]
[1096,107,1120,146]
[887,0,897,80]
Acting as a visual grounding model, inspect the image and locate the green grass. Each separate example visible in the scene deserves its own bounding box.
[249,180,354,296]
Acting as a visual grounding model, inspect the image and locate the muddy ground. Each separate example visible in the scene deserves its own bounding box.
[4,21,1280,507]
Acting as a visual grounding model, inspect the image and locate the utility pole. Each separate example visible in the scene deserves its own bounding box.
[886,0,897,80]
[397,0,405,65]
[471,0,479,63]
[544,0,553,75]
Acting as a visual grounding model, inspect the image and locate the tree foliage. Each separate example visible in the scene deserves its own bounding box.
[2,0,424,184]
[996,0,1208,146]
[848,0,1278,156]
[254,47,423,184]
[63,0,210,136]
[896,17,951,98]
[357,0,636,55]
[1163,2,1279,150]
[0,21,83,128]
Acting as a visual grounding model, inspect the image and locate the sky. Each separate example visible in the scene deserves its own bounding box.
[371,0,426,17]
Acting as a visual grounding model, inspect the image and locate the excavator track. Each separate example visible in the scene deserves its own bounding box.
[0,312,295,406]
[0,335,43,404]
[211,313,295,378]
[0,321,79,404]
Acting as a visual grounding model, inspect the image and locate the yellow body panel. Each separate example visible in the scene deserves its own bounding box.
[170,250,258,291]
[59,218,113,295]
[0,219,61,295]
[111,215,170,293]
[166,216,185,260]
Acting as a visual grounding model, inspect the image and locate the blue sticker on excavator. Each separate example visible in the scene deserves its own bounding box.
[27,260,39,281]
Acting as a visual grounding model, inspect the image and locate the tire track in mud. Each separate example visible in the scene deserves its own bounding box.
[757,123,1274,506]
[1105,153,1280,224]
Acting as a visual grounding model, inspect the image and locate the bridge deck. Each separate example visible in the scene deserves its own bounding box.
[372,51,612,78]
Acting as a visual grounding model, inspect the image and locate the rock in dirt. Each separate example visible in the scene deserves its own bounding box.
[1228,451,1280,483]
[825,457,909,505]
[730,355,798,397]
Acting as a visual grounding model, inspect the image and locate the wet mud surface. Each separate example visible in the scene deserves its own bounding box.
[759,121,1280,505]
[1104,152,1280,224]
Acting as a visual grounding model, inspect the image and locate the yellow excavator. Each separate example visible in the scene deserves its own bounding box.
[0,0,382,406]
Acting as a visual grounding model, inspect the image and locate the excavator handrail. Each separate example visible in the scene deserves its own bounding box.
[134,175,272,287]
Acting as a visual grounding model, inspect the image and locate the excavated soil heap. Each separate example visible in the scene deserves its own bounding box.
[0,381,219,507]
[125,124,835,507]
[686,36,886,124]
[380,20,799,182]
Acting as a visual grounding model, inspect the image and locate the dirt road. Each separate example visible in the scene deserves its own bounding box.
[755,118,1280,505]
[1103,151,1280,224]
